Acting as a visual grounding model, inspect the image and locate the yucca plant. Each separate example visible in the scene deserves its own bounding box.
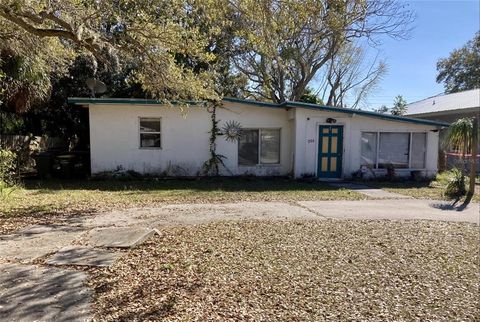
[444,168,466,202]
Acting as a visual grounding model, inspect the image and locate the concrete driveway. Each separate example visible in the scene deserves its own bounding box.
[0,197,477,321]
[88,199,479,227]
[299,199,479,224]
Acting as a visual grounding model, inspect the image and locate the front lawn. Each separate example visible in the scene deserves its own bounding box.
[90,220,479,321]
[369,177,480,202]
[0,178,363,233]
[1,176,478,234]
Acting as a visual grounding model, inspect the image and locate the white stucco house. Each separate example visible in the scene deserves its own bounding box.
[68,97,448,179]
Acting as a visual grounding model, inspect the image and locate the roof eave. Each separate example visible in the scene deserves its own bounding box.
[282,101,449,127]
[68,96,450,127]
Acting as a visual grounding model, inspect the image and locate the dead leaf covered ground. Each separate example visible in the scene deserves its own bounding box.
[0,179,363,234]
[89,220,479,321]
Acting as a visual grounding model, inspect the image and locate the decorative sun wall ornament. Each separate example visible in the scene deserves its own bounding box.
[222,120,243,142]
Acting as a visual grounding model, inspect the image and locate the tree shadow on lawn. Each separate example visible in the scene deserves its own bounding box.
[0,264,91,322]
[365,180,434,190]
[0,205,98,235]
[21,177,342,193]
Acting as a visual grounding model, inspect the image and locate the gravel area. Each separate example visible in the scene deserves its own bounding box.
[89,220,479,321]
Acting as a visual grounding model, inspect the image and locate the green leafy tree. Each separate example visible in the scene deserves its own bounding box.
[299,87,324,105]
[390,95,407,116]
[436,32,480,93]
[443,117,478,205]
[231,0,413,103]
[375,105,390,114]
[0,48,55,113]
[0,0,221,104]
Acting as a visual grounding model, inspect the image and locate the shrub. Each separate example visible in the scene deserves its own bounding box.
[0,149,18,200]
[444,168,467,200]
[0,180,16,201]
[436,171,454,185]
[0,149,17,186]
[92,166,143,181]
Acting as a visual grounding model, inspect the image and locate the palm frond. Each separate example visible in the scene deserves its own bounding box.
[442,117,474,154]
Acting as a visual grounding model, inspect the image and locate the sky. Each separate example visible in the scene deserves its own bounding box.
[354,0,480,110]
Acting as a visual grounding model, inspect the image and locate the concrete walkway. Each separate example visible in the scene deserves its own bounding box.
[0,264,91,322]
[299,199,479,224]
[0,224,158,321]
[329,182,412,199]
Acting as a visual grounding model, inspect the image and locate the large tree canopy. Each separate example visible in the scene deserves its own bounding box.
[436,32,480,94]
[1,0,414,112]
[0,0,222,108]
[317,43,386,108]
[230,0,413,103]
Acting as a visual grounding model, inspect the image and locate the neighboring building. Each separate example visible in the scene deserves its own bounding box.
[406,89,480,171]
[405,89,479,122]
[69,97,447,179]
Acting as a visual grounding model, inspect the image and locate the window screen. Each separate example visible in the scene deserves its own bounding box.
[378,133,409,168]
[361,132,377,166]
[411,133,426,168]
[238,129,281,165]
[238,129,259,165]
[140,118,161,148]
[260,129,280,164]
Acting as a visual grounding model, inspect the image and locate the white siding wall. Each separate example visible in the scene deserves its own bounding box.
[89,102,293,176]
[294,108,439,178]
[89,104,211,175]
[88,101,439,178]
[216,102,293,176]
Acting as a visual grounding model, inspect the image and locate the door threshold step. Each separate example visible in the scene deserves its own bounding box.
[317,178,344,182]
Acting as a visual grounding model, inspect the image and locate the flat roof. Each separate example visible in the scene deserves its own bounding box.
[68,97,449,127]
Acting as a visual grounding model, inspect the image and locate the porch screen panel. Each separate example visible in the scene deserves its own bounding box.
[378,133,409,168]
[260,129,280,164]
[411,133,427,168]
[238,129,259,165]
[361,132,377,166]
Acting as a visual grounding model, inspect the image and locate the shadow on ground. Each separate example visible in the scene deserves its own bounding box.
[22,177,343,193]
[0,264,91,321]
[22,177,438,193]
[430,201,470,212]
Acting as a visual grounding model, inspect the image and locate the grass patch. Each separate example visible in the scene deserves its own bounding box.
[0,178,364,233]
[90,220,479,321]
[369,177,480,202]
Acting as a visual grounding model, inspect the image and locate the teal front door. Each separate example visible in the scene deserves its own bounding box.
[317,125,343,178]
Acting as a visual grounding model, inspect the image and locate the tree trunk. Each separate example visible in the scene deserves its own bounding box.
[460,139,467,175]
[463,115,478,205]
[438,149,447,172]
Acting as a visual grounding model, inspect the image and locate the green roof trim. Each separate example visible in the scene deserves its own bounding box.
[222,97,283,109]
[223,97,450,127]
[67,97,205,106]
[282,101,450,127]
[68,97,449,127]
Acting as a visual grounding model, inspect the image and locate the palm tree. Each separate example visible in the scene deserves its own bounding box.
[443,116,478,205]
[0,48,51,113]
[464,116,478,205]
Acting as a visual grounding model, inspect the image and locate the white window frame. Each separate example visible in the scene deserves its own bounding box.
[361,131,427,170]
[139,117,162,149]
[238,128,281,166]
